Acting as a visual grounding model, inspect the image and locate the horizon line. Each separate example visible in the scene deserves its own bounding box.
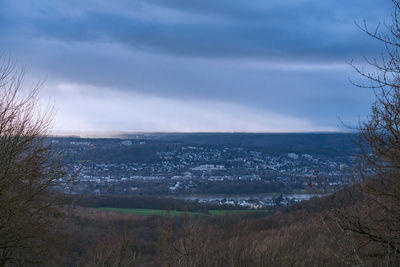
[49,130,355,138]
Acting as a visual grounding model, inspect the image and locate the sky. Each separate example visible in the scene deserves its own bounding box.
[0,0,393,134]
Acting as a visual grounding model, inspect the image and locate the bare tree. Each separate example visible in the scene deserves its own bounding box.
[0,57,68,266]
[325,1,400,265]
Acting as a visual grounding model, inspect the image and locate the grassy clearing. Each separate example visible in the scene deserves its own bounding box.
[99,207,202,217]
[99,207,270,217]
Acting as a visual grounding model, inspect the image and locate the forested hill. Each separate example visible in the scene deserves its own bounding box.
[119,132,358,156]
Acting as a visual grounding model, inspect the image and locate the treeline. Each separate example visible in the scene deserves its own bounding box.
[189,180,295,194]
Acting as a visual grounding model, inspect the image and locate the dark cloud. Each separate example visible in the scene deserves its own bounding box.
[0,0,391,61]
[0,0,391,131]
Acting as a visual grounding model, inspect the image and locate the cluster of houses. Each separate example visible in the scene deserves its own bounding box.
[59,139,354,198]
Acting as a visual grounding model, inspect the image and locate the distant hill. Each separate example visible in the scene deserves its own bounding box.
[119,132,358,156]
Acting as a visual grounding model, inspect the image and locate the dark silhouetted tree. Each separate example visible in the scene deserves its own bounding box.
[326,1,400,265]
[0,57,68,265]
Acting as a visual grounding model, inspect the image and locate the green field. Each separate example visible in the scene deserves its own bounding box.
[99,207,270,217]
[99,207,202,217]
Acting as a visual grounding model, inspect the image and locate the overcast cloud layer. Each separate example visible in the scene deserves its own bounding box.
[0,0,392,133]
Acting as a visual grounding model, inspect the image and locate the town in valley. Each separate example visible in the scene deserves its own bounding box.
[54,133,357,208]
